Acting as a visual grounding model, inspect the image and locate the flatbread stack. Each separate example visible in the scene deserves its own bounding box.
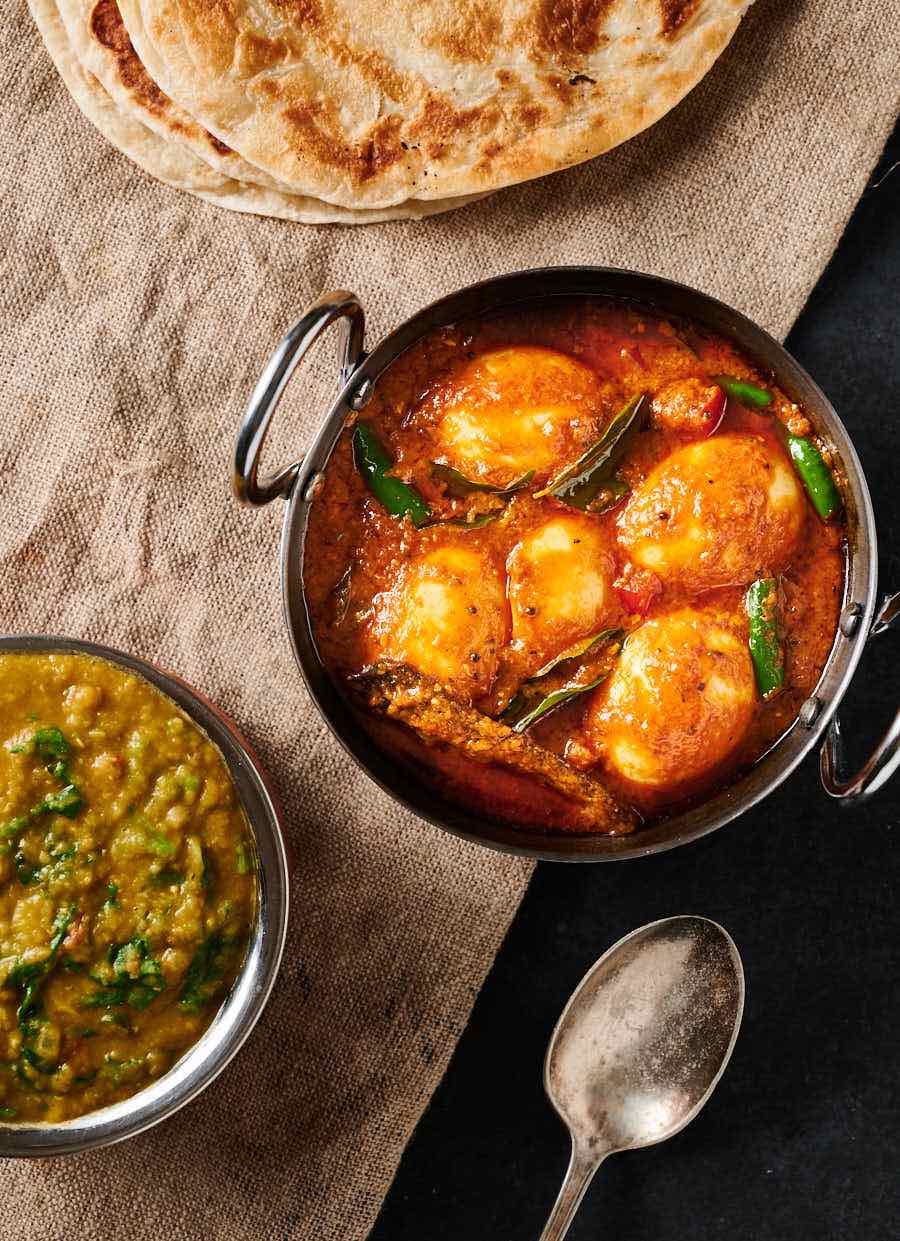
[29,0,753,225]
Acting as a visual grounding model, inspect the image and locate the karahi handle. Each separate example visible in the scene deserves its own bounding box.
[233,290,365,506]
[820,591,900,801]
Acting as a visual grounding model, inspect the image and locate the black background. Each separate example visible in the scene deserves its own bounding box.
[371,122,900,1241]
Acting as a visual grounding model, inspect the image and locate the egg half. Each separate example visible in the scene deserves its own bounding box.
[370,544,507,697]
[585,608,756,792]
[506,514,615,669]
[432,346,602,487]
[617,433,805,593]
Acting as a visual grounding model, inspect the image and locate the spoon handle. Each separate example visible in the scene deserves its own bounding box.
[538,1144,603,1241]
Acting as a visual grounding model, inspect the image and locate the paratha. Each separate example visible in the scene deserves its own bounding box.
[116,0,752,210]
[30,0,227,192]
[56,0,294,191]
[30,0,485,222]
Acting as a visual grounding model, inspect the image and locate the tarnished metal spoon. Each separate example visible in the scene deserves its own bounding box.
[539,916,744,1241]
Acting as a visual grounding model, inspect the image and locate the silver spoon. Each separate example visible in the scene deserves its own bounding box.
[539,915,744,1241]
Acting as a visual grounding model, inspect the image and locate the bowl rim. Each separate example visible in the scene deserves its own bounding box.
[281,265,878,861]
[0,635,291,1156]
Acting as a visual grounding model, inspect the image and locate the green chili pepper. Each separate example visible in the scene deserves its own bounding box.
[713,375,773,408]
[430,464,534,498]
[353,422,431,527]
[746,578,785,699]
[535,394,645,510]
[786,434,841,520]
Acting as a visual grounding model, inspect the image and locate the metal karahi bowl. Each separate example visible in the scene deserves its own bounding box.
[0,635,290,1157]
[234,266,899,862]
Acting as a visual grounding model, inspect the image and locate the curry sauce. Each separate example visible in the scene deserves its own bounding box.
[305,300,844,832]
[0,652,255,1123]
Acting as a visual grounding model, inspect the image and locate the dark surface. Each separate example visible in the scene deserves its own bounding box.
[371,122,900,1241]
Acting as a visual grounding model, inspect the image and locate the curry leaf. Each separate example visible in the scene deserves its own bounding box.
[502,675,609,734]
[535,394,646,510]
[431,464,534,498]
[529,628,625,682]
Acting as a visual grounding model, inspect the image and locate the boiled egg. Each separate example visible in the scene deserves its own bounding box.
[371,544,507,697]
[617,433,805,593]
[432,346,602,487]
[506,514,615,668]
[585,608,755,792]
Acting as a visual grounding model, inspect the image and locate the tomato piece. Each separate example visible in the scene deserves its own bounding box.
[700,384,727,435]
[649,378,726,435]
[62,914,87,950]
[614,564,663,615]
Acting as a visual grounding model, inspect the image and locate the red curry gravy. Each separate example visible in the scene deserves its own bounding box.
[304,300,845,833]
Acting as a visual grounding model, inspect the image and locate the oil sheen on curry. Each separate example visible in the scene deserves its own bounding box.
[0,652,255,1123]
[305,301,845,835]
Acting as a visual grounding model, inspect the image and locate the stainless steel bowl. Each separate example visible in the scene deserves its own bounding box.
[234,266,900,862]
[0,635,291,1156]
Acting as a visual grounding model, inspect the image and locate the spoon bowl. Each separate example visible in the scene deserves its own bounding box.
[540,916,744,1240]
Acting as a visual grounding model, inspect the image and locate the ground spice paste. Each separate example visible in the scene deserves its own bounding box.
[0,652,255,1122]
[304,299,845,833]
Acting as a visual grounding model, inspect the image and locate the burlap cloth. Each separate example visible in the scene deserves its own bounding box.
[0,0,896,1236]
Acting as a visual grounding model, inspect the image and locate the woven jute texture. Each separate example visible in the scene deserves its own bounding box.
[0,0,896,1237]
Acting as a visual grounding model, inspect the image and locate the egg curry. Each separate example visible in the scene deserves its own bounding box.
[0,652,255,1123]
[304,301,845,834]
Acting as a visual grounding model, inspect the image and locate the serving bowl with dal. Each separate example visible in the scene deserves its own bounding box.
[0,636,289,1157]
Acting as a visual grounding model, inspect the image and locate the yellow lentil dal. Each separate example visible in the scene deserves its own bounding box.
[0,651,255,1123]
